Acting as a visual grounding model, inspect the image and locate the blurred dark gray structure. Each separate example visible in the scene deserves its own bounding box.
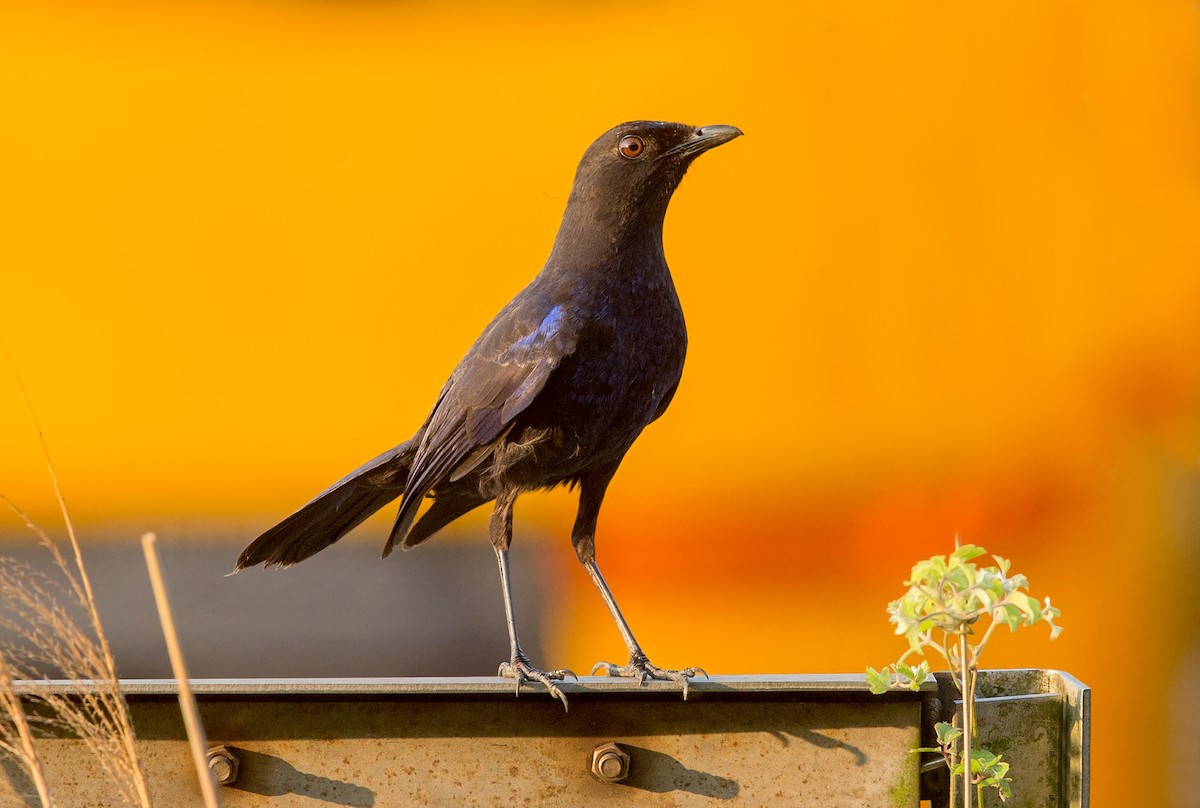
[0,522,564,679]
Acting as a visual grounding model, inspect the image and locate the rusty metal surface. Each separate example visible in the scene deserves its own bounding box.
[2,675,925,807]
[1,672,1088,807]
[941,669,1091,808]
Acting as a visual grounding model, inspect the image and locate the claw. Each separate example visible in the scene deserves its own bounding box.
[498,655,572,711]
[592,656,706,700]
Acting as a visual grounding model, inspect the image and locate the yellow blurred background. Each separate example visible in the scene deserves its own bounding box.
[2,0,1198,804]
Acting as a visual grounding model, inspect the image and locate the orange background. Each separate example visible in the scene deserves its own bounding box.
[2,1,1199,805]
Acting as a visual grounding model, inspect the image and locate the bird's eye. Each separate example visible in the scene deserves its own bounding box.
[618,135,645,159]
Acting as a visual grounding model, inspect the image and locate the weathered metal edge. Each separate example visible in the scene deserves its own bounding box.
[937,668,1091,808]
[10,673,937,697]
[1047,669,1091,808]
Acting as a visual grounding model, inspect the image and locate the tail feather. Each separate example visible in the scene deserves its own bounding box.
[235,439,417,570]
[382,480,491,557]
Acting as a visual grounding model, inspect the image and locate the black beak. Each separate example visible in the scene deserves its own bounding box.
[663,124,744,159]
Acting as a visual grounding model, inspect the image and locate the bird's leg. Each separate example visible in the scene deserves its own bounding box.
[495,546,576,709]
[583,558,707,699]
[490,491,574,710]
[571,470,705,700]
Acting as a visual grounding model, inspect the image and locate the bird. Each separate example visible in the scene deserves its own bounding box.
[235,120,742,709]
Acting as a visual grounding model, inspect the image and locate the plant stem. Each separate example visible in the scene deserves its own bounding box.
[0,653,54,807]
[142,534,221,808]
[960,631,972,808]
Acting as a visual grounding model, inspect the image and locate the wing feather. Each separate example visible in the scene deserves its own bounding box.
[385,300,578,551]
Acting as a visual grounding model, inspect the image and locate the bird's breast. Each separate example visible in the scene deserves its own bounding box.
[532,282,684,438]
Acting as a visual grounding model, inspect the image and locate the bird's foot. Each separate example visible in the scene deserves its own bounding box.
[498,653,576,711]
[591,654,708,700]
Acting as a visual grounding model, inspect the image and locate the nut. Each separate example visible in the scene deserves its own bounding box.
[207,745,239,785]
[589,742,630,783]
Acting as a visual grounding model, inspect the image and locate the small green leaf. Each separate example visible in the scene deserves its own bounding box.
[1000,603,1023,631]
[971,749,1001,772]
[865,667,892,695]
[914,747,947,757]
[970,749,1013,801]
[946,566,971,592]
[953,544,987,561]
[1005,591,1038,623]
[934,722,962,747]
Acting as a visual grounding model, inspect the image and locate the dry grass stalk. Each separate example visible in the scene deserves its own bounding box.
[0,646,53,806]
[0,343,152,806]
[142,533,221,808]
[0,508,150,807]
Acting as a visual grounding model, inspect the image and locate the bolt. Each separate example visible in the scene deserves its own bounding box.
[589,742,630,783]
[207,745,239,785]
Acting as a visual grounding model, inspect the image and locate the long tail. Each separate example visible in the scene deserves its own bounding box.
[383,480,491,557]
[235,439,417,570]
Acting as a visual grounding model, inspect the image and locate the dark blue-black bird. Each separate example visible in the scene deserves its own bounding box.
[236,121,742,707]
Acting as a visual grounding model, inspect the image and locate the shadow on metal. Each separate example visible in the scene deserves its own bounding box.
[223,747,376,807]
[616,744,741,799]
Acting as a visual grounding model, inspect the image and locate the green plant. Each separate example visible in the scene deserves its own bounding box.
[866,542,1062,807]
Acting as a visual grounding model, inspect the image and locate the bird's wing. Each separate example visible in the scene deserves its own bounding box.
[385,300,578,551]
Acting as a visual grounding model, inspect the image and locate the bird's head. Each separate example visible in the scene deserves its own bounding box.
[561,121,743,241]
